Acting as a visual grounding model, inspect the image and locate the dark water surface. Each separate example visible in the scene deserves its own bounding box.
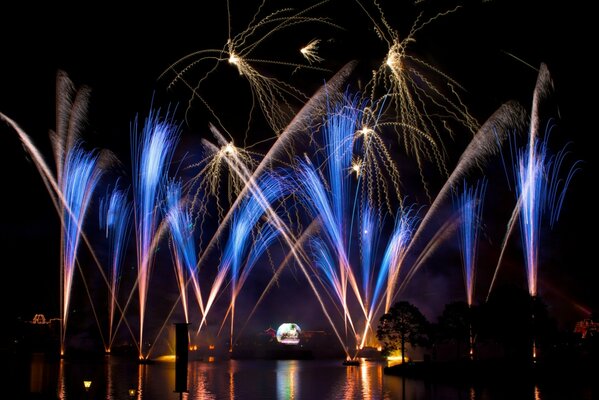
[11,354,594,400]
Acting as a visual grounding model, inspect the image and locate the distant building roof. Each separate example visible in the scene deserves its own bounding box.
[32,314,48,324]
[574,319,599,338]
[264,327,276,338]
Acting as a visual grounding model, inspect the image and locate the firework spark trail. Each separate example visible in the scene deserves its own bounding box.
[354,104,404,214]
[380,209,416,332]
[296,160,364,340]
[4,72,134,354]
[454,179,487,306]
[195,62,355,257]
[301,177,418,352]
[60,142,106,354]
[187,138,260,223]
[296,93,419,352]
[184,62,354,293]
[52,71,91,187]
[529,64,554,150]
[46,71,114,355]
[311,237,341,297]
[381,210,418,314]
[197,171,288,348]
[519,144,542,297]
[310,236,358,339]
[99,183,133,351]
[360,205,378,306]
[356,206,417,349]
[295,96,367,344]
[164,179,205,326]
[487,64,577,300]
[355,1,479,197]
[49,71,135,349]
[1,113,64,217]
[160,0,339,136]
[219,220,284,342]
[1,112,139,354]
[238,219,324,338]
[516,137,579,297]
[300,38,324,64]
[181,64,355,357]
[520,65,555,294]
[50,71,102,355]
[400,101,527,291]
[131,110,179,359]
[201,136,352,359]
[296,94,399,352]
[222,172,288,350]
[233,222,283,299]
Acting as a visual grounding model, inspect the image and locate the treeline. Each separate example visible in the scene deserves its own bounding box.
[377,284,598,364]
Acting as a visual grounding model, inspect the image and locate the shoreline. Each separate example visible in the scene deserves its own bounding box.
[384,358,596,383]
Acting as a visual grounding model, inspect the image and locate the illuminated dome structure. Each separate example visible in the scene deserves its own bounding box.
[276,323,301,345]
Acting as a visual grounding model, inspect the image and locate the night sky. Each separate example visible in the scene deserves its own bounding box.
[0,0,596,347]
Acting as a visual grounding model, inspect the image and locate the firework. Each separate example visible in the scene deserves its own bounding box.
[516,136,578,297]
[402,100,527,294]
[295,93,421,355]
[454,179,487,306]
[356,1,479,196]
[488,64,579,300]
[130,109,180,359]
[165,179,205,326]
[59,143,106,355]
[300,38,324,64]
[2,72,116,356]
[201,171,288,350]
[99,183,133,351]
[160,0,338,136]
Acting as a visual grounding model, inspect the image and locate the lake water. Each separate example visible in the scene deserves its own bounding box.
[11,354,594,400]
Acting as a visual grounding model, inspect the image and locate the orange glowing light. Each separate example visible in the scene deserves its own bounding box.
[387,350,407,367]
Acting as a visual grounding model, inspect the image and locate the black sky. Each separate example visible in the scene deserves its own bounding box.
[0,0,596,340]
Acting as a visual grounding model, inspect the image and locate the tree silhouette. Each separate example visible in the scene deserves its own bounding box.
[437,301,474,360]
[480,285,556,361]
[377,301,428,364]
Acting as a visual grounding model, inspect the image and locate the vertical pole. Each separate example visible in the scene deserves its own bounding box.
[468,304,474,361]
[531,296,537,364]
[174,323,189,396]
[469,322,474,361]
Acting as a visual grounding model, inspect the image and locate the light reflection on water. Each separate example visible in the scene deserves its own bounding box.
[276,360,298,399]
[21,354,593,400]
